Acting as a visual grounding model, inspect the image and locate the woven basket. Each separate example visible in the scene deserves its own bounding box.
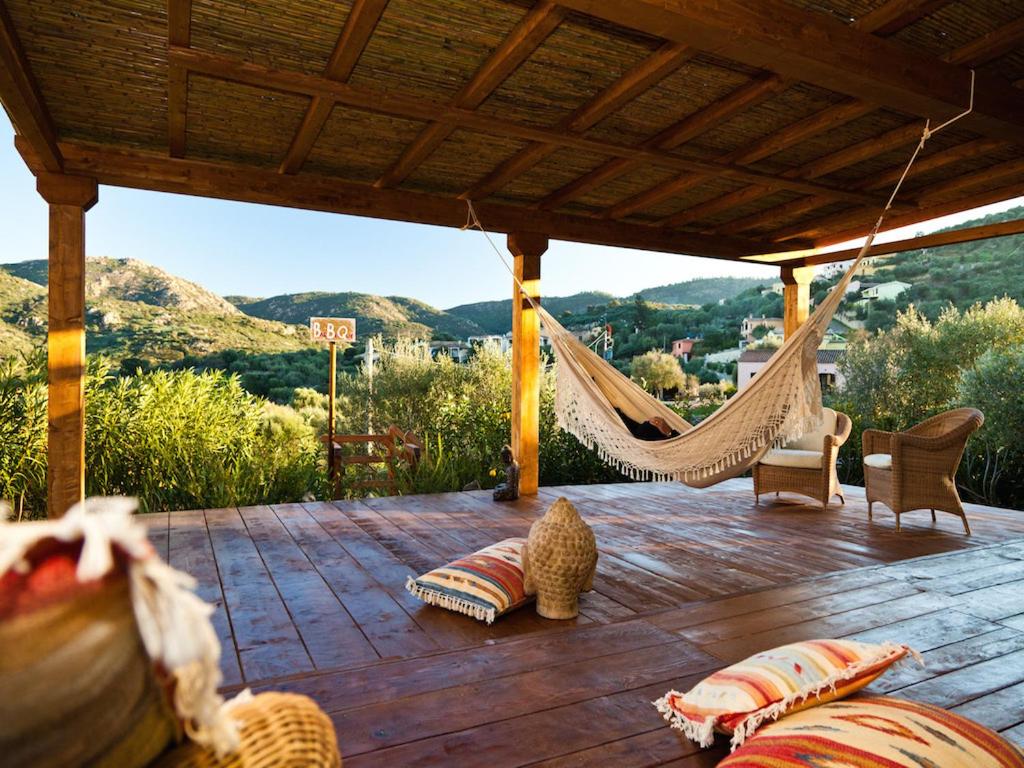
[152,692,342,768]
[0,543,180,768]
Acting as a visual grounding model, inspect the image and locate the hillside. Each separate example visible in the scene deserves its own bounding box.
[638,276,765,305]
[231,292,484,339]
[0,257,311,365]
[445,278,762,334]
[447,291,615,334]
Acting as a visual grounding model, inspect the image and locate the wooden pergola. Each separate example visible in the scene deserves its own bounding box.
[2,0,1023,517]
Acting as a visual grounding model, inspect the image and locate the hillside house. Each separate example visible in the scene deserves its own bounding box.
[740,315,786,342]
[670,338,696,361]
[861,280,912,301]
[738,347,846,391]
[468,334,511,353]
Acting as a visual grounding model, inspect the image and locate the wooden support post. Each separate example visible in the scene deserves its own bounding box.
[509,232,547,496]
[781,265,814,339]
[327,340,337,484]
[37,173,98,518]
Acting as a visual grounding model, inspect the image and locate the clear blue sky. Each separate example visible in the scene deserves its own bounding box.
[1,114,1019,308]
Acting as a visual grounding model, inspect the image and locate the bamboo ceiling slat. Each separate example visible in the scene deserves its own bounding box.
[348,0,528,104]
[684,82,847,159]
[893,1,1019,60]
[304,106,428,183]
[822,125,978,186]
[753,110,915,175]
[479,14,658,129]
[584,56,756,148]
[186,76,307,168]
[496,148,611,206]
[983,49,1024,86]
[403,130,530,197]
[6,0,168,151]
[573,164,681,211]
[190,0,352,75]
[698,189,798,229]
[637,177,748,220]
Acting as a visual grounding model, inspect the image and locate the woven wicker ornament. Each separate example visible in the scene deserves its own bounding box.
[523,497,598,619]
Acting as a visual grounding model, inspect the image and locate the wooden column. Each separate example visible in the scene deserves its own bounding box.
[781,265,814,338]
[37,173,98,518]
[508,232,547,496]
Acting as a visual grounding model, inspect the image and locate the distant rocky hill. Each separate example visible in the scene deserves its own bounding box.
[230,292,484,340]
[0,257,310,365]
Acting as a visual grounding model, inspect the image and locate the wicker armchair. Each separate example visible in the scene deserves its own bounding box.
[862,407,984,534]
[754,408,852,510]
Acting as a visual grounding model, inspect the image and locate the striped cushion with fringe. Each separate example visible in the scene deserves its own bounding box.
[654,639,917,750]
[406,538,530,624]
[717,696,1024,767]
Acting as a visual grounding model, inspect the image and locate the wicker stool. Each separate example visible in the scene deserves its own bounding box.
[152,692,341,768]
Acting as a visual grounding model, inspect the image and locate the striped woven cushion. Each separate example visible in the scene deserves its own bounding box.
[718,696,1024,767]
[405,538,530,624]
[655,639,914,750]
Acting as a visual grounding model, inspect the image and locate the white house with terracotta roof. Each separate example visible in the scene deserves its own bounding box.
[738,348,846,392]
[861,280,912,301]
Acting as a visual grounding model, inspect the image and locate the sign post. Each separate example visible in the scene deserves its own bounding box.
[310,318,356,485]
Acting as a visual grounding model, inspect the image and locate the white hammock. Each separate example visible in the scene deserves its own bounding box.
[539,250,862,487]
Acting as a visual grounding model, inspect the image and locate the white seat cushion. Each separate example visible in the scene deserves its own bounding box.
[760,448,823,469]
[863,453,893,470]
[785,408,839,452]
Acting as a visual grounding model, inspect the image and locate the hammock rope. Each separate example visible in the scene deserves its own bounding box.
[463,77,975,487]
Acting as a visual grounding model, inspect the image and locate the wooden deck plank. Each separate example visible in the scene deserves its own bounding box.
[272,619,679,714]
[274,502,439,660]
[167,510,242,687]
[240,505,379,670]
[333,639,717,756]
[205,507,313,682]
[138,511,169,561]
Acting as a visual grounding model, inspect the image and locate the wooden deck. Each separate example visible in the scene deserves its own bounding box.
[141,480,1024,765]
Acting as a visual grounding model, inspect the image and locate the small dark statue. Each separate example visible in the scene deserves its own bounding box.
[492,445,520,501]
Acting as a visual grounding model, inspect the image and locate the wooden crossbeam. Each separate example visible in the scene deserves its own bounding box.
[536,73,787,210]
[461,41,693,200]
[375,1,565,189]
[774,216,1024,268]
[945,16,1024,67]
[41,139,809,259]
[167,0,192,158]
[279,0,389,174]
[667,122,923,230]
[551,0,1024,144]
[659,14,1024,232]
[724,137,1009,235]
[770,158,1024,243]
[546,0,941,218]
[172,47,885,207]
[0,0,61,171]
[852,0,954,37]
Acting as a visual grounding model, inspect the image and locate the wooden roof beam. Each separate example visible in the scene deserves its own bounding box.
[551,0,1024,145]
[659,16,1023,232]
[534,0,938,213]
[852,0,955,37]
[167,0,191,158]
[0,0,62,171]
[461,41,694,201]
[665,122,923,230]
[768,158,1024,243]
[375,1,565,189]
[172,47,885,206]
[48,139,806,259]
[773,216,1024,268]
[279,0,389,174]
[945,15,1024,67]
[536,72,787,210]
